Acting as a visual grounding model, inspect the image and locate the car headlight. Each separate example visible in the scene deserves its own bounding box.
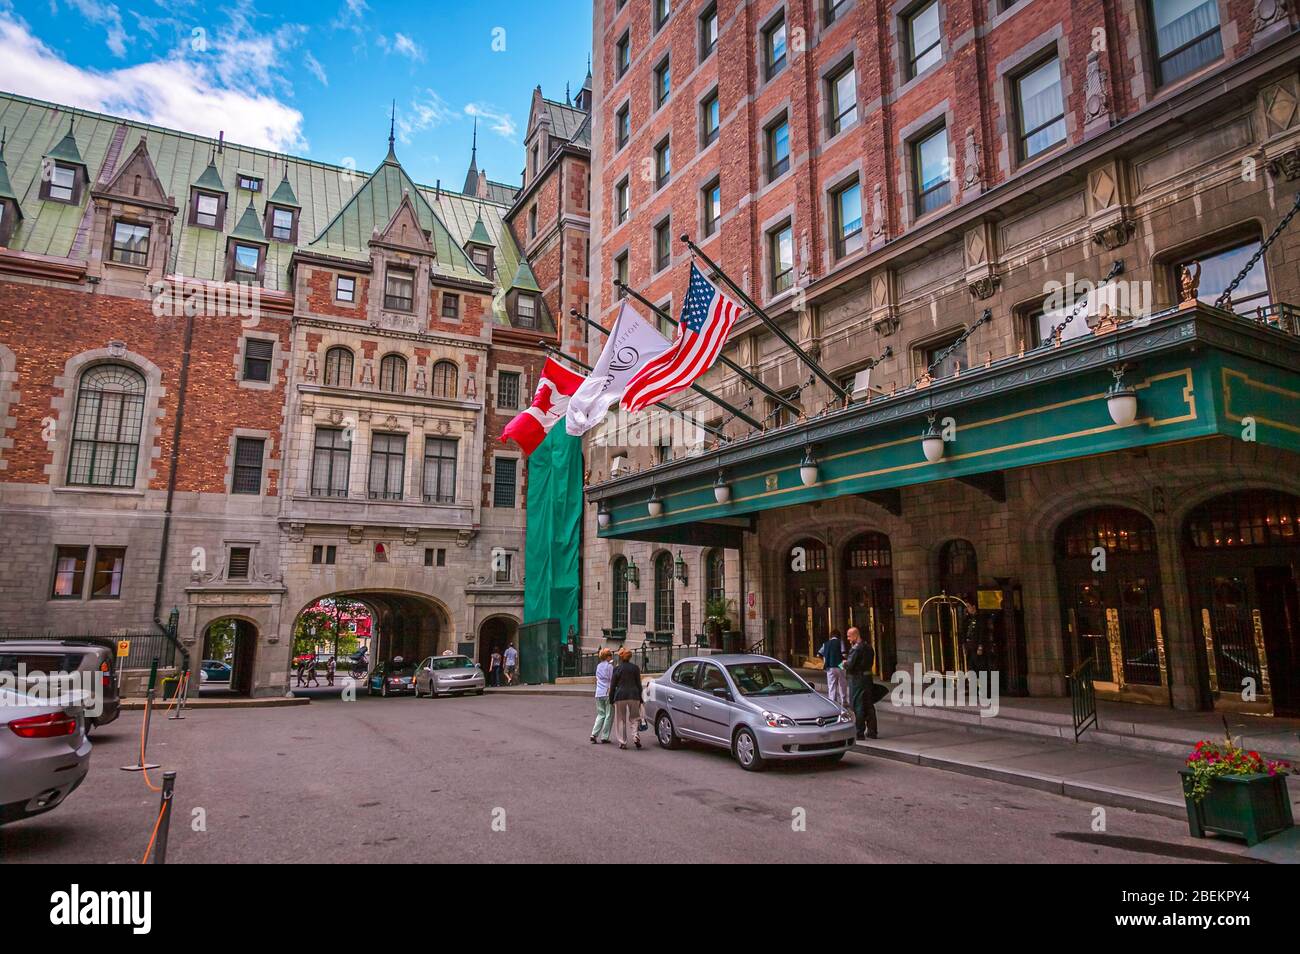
[762,710,795,728]
[837,710,853,723]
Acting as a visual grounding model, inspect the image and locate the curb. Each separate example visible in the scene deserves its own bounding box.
[121,696,311,710]
[846,741,1185,819]
[484,687,592,698]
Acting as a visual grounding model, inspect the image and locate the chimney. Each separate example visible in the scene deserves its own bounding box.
[217,130,224,154]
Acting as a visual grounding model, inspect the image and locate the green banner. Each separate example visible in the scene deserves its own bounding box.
[523,426,583,646]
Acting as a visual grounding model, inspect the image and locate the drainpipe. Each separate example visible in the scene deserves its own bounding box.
[152,302,195,672]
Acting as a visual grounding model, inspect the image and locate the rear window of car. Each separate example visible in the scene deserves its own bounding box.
[429,656,474,670]
[0,652,81,673]
[670,662,699,687]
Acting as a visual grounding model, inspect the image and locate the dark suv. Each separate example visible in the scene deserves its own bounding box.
[0,641,121,733]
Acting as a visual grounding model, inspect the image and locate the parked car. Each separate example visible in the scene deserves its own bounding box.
[643,654,856,771]
[0,641,119,734]
[199,659,232,683]
[414,655,485,697]
[366,659,417,697]
[0,687,92,825]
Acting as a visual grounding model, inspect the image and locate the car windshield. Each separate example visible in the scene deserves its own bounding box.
[725,662,811,696]
[429,656,475,670]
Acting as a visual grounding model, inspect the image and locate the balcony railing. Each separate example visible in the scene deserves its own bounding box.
[1249,301,1300,335]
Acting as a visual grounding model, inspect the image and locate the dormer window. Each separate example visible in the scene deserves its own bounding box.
[43,163,80,204]
[109,220,150,267]
[469,246,493,279]
[384,267,415,312]
[516,294,537,328]
[238,175,262,192]
[192,191,224,229]
[229,242,263,283]
[268,206,296,242]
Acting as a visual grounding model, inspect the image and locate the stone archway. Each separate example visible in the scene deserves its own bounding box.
[290,589,453,673]
[478,615,519,684]
[200,616,259,696]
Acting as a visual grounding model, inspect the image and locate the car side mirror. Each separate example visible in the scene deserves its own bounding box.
[712,688,731,700]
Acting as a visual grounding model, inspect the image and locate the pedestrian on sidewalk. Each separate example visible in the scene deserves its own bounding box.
[608,647,643,750]
[305,657,320,688]
[295,658,307,687]
[590,648,615,744]
[325,656,336,687]
[817,629,848,709]
[488,647,503,687]
[503,643,519,685]
[845,626,878,740]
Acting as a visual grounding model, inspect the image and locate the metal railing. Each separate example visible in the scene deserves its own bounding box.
[1068,657,1099,742]
[1249,301,1300,335]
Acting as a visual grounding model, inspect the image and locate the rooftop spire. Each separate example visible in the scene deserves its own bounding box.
[386,99,396,160]
[462,116,480,196]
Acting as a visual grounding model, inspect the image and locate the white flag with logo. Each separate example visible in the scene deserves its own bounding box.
[566,301,671,436]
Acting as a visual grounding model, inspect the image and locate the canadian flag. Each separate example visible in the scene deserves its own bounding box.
[500,357,586,456]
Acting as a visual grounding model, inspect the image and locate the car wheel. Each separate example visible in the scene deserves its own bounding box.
[655,712,680,750]
[733,727,765,772]
[429,685,440,699]
[381,682,389,698]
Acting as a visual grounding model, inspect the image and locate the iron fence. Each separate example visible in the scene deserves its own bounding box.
[0,632,176,671]
[1068,657,1099,741]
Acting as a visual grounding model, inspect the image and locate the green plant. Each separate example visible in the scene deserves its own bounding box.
[1183,733,1291,803]
[704,597,732,626]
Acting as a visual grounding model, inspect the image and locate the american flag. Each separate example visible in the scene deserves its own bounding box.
[621,262,740,412]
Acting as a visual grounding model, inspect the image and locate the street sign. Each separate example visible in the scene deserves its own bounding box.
[116,639,130,658]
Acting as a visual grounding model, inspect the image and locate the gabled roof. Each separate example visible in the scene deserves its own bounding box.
[540,98,588,143]
[230,201,266,243]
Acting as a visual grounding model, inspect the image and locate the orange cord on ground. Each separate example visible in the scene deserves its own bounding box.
[138,693,161,792]
[140,799,169,864]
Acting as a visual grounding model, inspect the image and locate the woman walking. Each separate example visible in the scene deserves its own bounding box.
[590,648,614,744]
[608,647,643,750]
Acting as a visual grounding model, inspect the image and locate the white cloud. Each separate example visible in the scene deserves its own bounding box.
[395,89,453,144]
[303,50,328,86]
[62,0,129,57]
[0,12,307,152]
[464,102,516,139]
[378,32,422,62]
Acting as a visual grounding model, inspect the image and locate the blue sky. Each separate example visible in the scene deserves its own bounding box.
[0,0,592,187]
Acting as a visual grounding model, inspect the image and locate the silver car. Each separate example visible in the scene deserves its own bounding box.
[0,688,92,825]
[644,654,856,771]
[413,655,486,698]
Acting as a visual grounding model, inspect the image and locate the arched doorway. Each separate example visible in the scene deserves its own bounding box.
[786,538,829,664]
[1055,507,1166,699]
[201,617,257,696]
[1183,490,1300,715]
[478,616,518,681]
[843,532,894,676]
[292,591,449,676]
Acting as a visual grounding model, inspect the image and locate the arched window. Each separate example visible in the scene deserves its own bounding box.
[705,549,725,605]
[323,347,353,387]
[379,354,407,393]
[938,538,977,601]
[612,557,628,635]
[431,360,459,399]
[68,364,146,487]
[654,551,675,635]
[1185,490,1300,549]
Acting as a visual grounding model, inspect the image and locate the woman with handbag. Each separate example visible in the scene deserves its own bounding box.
[608,647,643,750]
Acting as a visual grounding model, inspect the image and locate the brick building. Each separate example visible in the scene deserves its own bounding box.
[584,0,1300,715]
[0,90,565,696]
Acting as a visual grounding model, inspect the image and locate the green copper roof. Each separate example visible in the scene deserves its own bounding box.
[230,200,266,243]
[0,93,532,309]
[45,120,85,166]
[0,146,18,207]
[467,214,493,247]
[193,160,226,193]
[510,260,541,293]
[268,171,299,207]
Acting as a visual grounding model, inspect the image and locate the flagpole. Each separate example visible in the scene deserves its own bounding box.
[537,341,730,441]
[614,281,802,418]
[680,235,850,402]
[569,308,764,430]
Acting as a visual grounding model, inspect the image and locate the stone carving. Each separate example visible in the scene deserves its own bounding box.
[870,183,887,240]
[1092,220,1136,250]
[1266,147,1300,180]
[1252,0,1290,38]
[302,353,318,381]
[1179,261,1202,306]
[968,274,1000,300]
[288,522,305,542]
[1084,50,1112,134]
[961,127,982,192]
[347,525,364,544]
[108,340,127,357]
[403,527,419,546]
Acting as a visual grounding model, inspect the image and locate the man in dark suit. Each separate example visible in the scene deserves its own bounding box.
[845,626,879,740]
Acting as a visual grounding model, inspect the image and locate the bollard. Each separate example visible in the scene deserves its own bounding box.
[169,670,190,720]
[152,771,176,864]
[121,656,162,772]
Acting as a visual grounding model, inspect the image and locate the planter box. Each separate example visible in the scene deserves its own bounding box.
[1180,770,1294,846]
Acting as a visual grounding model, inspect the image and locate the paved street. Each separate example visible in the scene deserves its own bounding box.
[0,694,1254,864]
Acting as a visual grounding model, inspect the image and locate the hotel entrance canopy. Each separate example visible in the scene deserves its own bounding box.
[586,303,1300,546]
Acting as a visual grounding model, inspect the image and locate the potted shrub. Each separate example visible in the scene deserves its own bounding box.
[704,598,732,649]
[1180,734,1294,846]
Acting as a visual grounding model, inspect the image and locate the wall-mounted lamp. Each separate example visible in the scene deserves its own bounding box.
[799,446,819,487]
[647,488,664,518]
[714,470,731,504]
[922,413,945,463]
[624,556,640,588]
[674,549,688,584]
[1107,365,1138,427]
